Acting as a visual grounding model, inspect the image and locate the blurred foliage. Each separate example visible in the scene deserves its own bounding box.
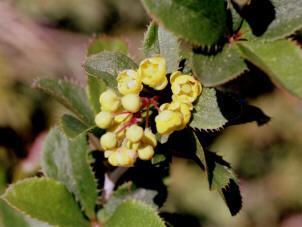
[164,90,302,226]
[14,0,148,33]
[0,1,301,226]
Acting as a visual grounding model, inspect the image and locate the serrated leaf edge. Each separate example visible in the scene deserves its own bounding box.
[2,177,63,227]
[110,199,166,226]
[32,78,93,125]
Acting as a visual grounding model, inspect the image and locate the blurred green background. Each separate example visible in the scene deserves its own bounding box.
[0,1,302,226]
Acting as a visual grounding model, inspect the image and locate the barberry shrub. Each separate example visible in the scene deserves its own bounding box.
[1,0,302,226]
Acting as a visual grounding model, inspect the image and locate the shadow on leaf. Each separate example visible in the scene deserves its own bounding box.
[231,0,276,36]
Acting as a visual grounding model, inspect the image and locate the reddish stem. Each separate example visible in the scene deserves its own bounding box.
[150,99,160,112]
[145,103,150,128]
[116,116,141,134]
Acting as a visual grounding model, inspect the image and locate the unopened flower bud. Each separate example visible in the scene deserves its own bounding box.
[126,124,144,142]
[121,94,141,113]
[95,111,113,129]
[142,128,157,147]
[138,145,154,160]
[100,132,117,150]
[99,89,120,112]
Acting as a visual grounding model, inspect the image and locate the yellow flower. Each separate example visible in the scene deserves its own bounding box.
[117,70,143,95]
[142,128,157,148]
[108,147,137,167]
[138,56,168,90]
[170,71,202,103]
[160,101,192,129]
[99,89,120,112]
[138,145,154,160]
[155,110,182,135]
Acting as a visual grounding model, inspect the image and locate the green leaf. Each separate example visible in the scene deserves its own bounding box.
[237,40,302,98]
[143,22,160,57]
[192,44,247,87]
[230,4,243,33]
[143,22,180,72]
[190,88,227,130]
[261,0,302,40]
[158,26,180,73]
[193,132,242,216]
[98,182,157,223]
[42,128,98,219]
[151,154,166,165]
[87,75,107,113]
[105,200,165,227]
[141,0,227,46]
[88,72,118,92]
[60,114,89,138]
[34,79,94,125]
[0,199,30,227]
[2,178,89,227]
[84,51,137,77]
[86,36,128,57]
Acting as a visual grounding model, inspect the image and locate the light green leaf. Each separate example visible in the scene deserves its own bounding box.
[60,114,89,138]
[86,36,128,57]
[2,178,89,227]
[143,22,180,72]
[34,79,94,125]
[192,44,247,87]
[0,199,30,227]
[261,0,302,40]
[237,40,302,98]
[87,75,107,113]
[141,0,227,46]
[105,200,165,227]
[98,182,157,223]
[84,51,137,77]
[42,128,98,219]
[190,88,227,130]
[158,26,180,73]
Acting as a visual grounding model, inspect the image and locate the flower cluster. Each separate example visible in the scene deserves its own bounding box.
[95,56,202,166]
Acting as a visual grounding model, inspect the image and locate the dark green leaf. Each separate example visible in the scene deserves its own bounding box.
[192,44,247,87]
[237,40,302,98]
[88,72,118,92]
[2,178,89,227]
[60,114,89,138]
[42,128,98,219]
[141,0,227,46]
[105,200,165,227]
[190,88,228,130]
[84,51,137,77]
[33,79,94,125]
[143,22,160,57]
